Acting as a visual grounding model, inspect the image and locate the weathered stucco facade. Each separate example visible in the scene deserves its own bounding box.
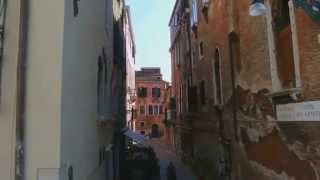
[169,0,320,179]
[124,6,136,130]
[0,0,127,180]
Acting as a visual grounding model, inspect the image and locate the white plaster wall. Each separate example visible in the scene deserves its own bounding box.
[24,0,65,179]
[0,0,20,179]
[60,0,112,179]
[124,9,136,127]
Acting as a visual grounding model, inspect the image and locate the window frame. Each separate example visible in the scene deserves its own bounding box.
[154,105,159,115]
[137,87,148,97]
[152,87,161,98]
[139,105,145,115]
[148,105,154,115]
[190,0,199,27]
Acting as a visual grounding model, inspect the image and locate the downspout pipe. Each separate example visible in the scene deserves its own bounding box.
[16,0,28,179]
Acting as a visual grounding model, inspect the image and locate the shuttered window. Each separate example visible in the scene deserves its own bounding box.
[152,87,161,97]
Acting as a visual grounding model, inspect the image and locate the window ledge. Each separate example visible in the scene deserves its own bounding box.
[268,87,301,99]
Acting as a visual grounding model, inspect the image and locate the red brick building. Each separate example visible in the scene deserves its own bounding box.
[169,0,320,179]
[134,68,169,138]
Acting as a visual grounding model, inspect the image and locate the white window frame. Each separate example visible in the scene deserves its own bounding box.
[266,0,301,95]
[154,105,159,115]
[191,0,198,27]
[202,0,210,7]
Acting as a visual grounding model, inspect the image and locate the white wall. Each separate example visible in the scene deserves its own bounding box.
[0,0,20,179]
[24,0,65,180]
[60,0,112,179]
[124,9,136,128]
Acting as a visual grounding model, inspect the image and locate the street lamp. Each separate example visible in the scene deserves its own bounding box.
[249,0,267,16]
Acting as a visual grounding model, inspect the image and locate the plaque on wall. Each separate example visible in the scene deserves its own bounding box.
[276,101,320,121]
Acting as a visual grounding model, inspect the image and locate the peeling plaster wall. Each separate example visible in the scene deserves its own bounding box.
[197,0,320,179]
[172,0,320,179]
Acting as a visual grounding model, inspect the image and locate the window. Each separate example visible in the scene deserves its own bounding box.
[200,81,206,105]
[73,0,80,17]
[214,48,222,104]
[97,48,108,119]
[137,87,147,97]
[191,0,198,27]
[273,0,296,89]
[152,87,161,97]
[273,0,290,30]
[202,0,210,6]
[199,42,204,59]
[148,105,154,115]
[140,122,145,127]
[159,106,163,114]
[140,105,145,115]
[154,105,159,115]
[188,86,198,112]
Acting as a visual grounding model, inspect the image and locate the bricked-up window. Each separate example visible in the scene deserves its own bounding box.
[200,81,206,105]
[137,87,147,97]
[152,87,161,97]
[148,105,153,115]
[214,48,223,104]
[273,0,295,89]
[140,105,145,115]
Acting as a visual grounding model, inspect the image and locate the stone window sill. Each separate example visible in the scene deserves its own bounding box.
[268,87,301,100]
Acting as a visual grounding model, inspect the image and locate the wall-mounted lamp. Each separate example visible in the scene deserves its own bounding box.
[249,0,267,16]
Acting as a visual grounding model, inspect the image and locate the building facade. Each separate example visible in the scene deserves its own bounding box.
[0,0,127,180]
[169,0,194,157]
[169,0,320,179]
[124,6,136,131]
[135,68,168,138]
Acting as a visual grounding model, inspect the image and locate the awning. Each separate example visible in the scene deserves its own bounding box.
[122,128,147,145]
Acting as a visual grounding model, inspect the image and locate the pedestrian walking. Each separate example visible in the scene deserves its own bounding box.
[167,162,177,180]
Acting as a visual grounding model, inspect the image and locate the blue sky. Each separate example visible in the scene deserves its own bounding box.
[126,0,176,82]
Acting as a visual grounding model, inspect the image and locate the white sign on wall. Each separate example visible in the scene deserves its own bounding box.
[276,101,320,121]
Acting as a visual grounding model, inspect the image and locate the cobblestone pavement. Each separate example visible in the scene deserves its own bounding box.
[147,139,197,180]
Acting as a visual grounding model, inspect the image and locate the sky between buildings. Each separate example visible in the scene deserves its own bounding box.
[126,0,176,82]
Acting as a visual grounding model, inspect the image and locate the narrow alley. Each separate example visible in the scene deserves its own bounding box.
[148,139,196,180]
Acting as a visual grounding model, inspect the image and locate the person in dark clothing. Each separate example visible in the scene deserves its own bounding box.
[167,162,177,180]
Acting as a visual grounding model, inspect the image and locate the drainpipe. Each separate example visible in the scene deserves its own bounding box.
[16,0,28,179]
